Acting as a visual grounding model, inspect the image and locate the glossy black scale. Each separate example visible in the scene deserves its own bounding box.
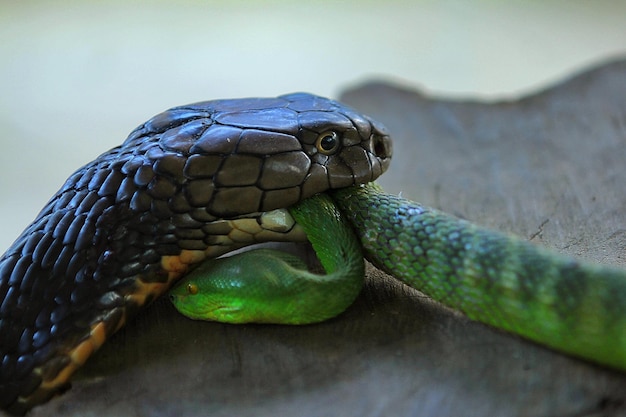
[0,93,391,415]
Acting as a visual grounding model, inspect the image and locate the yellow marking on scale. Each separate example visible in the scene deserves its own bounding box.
[178,249,206,264]
[230,218,262,234]
[23,210,310,408]
[31,319,121,407]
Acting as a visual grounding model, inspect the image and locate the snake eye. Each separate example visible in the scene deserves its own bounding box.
[187,283,199,295]
[315,131,340,155]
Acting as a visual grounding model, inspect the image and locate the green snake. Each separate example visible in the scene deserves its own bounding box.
[171,181,626,372]
[169,192,365,325]
[0,93,624,415]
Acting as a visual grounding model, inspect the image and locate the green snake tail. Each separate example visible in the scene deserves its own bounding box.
[332,184,626,370]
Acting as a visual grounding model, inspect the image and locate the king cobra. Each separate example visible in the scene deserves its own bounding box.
[1,93,625,415]
[0,93,390,414]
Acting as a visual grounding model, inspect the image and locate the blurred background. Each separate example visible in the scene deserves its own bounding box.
[1,0,625,250]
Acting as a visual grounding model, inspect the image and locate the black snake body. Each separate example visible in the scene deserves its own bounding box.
[0,93,391,415]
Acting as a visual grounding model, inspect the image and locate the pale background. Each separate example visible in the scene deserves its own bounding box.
[1,0,625,251]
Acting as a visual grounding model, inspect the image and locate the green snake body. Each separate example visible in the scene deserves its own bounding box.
[170,193,364,324]
[332,183,626,371]
[1,93,625,415]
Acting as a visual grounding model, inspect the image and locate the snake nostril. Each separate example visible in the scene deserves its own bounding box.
[372,135,391,159]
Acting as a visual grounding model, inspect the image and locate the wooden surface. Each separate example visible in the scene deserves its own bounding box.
[15,60,626,416]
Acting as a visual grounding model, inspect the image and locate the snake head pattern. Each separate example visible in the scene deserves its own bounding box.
[0,93,391,415]
[123,92,392,217]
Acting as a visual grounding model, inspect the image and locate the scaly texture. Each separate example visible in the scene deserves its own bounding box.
[331,183,626,370]
[0,93,391,415]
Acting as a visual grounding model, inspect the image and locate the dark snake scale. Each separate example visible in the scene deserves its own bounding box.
[0,93,392,415]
